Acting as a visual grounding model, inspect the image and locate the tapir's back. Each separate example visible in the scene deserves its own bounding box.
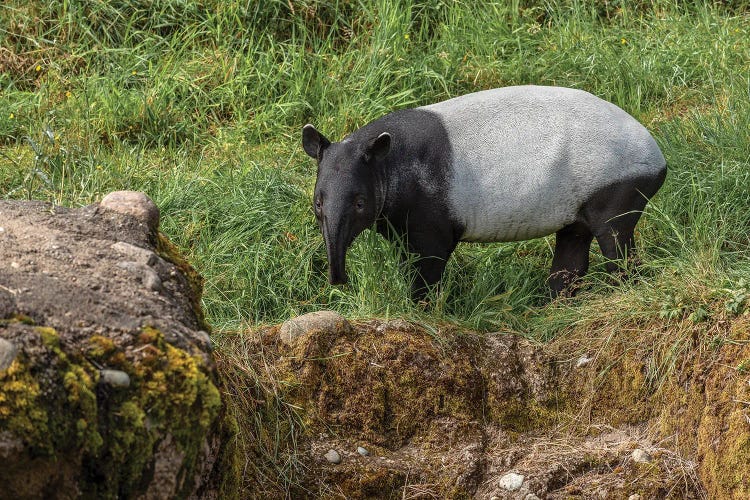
[421,86,665,242]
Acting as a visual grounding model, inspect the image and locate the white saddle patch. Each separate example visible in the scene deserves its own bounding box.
[422,86,665,242]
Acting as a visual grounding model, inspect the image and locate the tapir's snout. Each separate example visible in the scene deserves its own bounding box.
[322,216,350,286]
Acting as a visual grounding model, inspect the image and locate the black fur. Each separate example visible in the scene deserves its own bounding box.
[548,167,667,295]
[304,109,463,299]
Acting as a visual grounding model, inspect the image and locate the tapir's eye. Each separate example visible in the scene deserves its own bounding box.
[314,198,322,212]
[355,198,365,211]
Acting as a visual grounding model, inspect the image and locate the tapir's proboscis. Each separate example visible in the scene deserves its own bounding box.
[302,85,666,300]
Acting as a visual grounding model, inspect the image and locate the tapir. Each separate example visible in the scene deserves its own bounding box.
[302,85,666,300]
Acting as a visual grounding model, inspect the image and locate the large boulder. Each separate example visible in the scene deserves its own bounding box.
[0,194,234,499]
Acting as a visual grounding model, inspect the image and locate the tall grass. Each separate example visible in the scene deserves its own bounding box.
[1,0,748,333]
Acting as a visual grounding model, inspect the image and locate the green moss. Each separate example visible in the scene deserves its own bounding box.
[63,364,103,453]
[0,326,103,459]
[85,326,224,497]
[488,397,559,433]
[87,335,131,370]
[277,325,484,449]
[138,325,162,345]
[0,321,227,498]
[35,326,59,348]
[697,341,750,498]
[0,314,36,326]
[0,356,51,452]
[156,232,210,332]
[215,409,243,499]
[87,335,116,357]
[322,464,408,499]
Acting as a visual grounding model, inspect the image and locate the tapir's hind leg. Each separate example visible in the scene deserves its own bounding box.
[583,173,664,274]
[593,213,640,273]
[548,222,594,297]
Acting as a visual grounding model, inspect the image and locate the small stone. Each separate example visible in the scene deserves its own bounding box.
[490,497,500,500]
[10,262,19,269]
[279,310,351,345]
[195,330,211,348]
[100,369,131,388]
[0,431,24,460]
[525,494,541,500]
[628,495,642,500]
[324,449,341,464]
[117,261,162,291]
[375,318,414,333]
[576,355,592,368]
[498,472,524,491]
[357,446,369,456]
[142,270,162,291]
[111,241,157,266]
[100,191,160,233]
[631,448,652,464]
[0,338,19,371]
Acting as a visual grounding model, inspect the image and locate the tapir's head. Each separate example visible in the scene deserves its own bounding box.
[302,124,391,285]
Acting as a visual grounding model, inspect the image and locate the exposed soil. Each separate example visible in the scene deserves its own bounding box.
[221,311,749,498]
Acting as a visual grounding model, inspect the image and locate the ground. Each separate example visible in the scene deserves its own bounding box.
[219,311,750,498]
[1,198,748,498]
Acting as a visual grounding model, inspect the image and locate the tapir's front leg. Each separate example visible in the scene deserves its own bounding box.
[404,225,458,302]
[409,254,452,301]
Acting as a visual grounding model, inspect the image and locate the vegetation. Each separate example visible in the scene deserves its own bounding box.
[3,0,749,495]
[1,0,748,333]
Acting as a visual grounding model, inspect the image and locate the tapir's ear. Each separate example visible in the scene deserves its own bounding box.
[302,124,331,159]
[366,132,391,162]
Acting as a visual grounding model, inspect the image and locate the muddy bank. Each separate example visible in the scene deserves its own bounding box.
[221,311,749,498]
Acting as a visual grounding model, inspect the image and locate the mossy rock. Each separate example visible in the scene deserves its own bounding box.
[0,197,238,498]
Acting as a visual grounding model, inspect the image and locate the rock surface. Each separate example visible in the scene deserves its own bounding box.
[100,190,160,233]
[278,310,351,345]
[324,449,342,464]
[498,472,525,491]
[0,196,232,498]
[631,448,652,464]
[98,369,131,388]
[0,337,17,370]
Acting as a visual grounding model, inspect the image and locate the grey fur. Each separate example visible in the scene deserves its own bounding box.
[422,86,665,242]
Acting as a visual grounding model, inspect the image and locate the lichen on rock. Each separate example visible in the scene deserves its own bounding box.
[0,195,236,498]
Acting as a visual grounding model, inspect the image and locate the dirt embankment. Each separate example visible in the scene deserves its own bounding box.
[222,310,749,499]
[0,194,237,499]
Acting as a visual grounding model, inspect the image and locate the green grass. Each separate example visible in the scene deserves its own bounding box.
[4,1,750,495]
[1,0,749,335]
